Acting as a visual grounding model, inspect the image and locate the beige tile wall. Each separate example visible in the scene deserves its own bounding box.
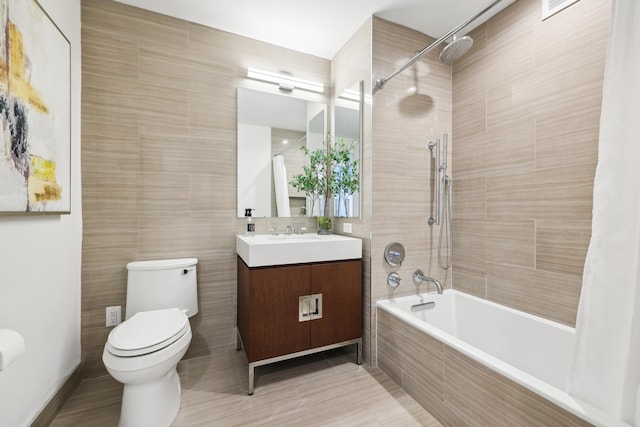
[81,0,607,378]
[370,17,453,364]
[452,0,612,326]
[330,18,374,362]
[81,0,330,377]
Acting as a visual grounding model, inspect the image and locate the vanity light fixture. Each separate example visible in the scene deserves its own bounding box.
[338,89,360,102]
[247,67,324,93]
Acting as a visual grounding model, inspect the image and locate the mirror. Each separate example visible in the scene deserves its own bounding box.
[237,83,362,218]
[333,81,362,218]
[237,88,326,218]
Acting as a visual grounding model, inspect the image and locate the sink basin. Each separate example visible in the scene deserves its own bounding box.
[236,233,362,267]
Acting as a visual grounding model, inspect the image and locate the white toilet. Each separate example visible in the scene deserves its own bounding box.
[102,258,198,427]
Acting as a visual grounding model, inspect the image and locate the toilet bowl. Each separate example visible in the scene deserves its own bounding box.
[103,257,198,426]
[103,308,192,427]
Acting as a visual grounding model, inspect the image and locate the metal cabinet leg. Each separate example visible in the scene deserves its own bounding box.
[248,363,255,395]
[244,338,361,395]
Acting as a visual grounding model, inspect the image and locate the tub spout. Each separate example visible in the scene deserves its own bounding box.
[413,270,443,294]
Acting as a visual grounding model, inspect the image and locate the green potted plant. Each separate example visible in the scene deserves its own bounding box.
[289,143,332,233]
[330,138,359,217]
[290,135,359,233]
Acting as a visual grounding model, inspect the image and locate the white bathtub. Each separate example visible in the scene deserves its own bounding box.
[377,290,628,427]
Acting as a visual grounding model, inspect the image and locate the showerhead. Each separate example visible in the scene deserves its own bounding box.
[439,35,474,64]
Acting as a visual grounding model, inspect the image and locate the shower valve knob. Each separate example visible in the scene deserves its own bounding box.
[387,272,402,289]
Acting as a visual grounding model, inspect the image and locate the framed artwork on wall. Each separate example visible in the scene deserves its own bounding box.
[0,0,71,214]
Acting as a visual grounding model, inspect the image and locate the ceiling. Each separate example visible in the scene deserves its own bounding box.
[113,0,516,59]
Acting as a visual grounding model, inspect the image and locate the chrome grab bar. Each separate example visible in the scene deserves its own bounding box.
[410,301,435,312]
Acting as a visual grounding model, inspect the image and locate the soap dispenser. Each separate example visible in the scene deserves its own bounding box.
[244,208,255,236]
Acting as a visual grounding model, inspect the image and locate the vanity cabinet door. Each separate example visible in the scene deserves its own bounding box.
[310,260,362,349]
[238,259,311,362]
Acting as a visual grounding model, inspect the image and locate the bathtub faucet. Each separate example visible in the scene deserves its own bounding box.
[412,270,443,294]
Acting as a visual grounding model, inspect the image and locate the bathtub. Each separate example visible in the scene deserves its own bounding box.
[376,290,628,427]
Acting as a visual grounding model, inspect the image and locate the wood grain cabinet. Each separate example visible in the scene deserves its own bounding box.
[237,256,362,394]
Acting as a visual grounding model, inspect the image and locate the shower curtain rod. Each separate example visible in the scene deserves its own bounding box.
[375,0,503,89]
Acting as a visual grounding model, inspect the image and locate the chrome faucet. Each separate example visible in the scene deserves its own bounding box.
[412,269,443,294]
[268,227,278,236]
[284,225,294,235]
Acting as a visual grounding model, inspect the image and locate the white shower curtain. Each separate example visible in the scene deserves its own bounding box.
[272,155,291,217]
[567,1,640,425]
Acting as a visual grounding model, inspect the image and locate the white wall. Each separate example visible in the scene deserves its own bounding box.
[237,123,272,218]
[0,0,82,425]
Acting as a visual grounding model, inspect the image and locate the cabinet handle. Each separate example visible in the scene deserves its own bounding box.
[298,294,323,322]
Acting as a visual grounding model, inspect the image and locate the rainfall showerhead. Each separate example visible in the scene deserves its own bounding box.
[375,0,501,89]
[439,35,474,64]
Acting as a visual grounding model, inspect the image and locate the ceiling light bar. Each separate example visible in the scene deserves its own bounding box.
[338,89,361,102]
[247,67,324,93]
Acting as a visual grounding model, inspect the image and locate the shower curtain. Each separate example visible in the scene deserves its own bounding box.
[567,1,640,424]
[272,155,291,217]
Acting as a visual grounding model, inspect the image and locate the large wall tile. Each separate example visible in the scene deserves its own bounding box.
[487,262,581,326]
[81,0,332,377]
[451,267,486,299]
[535,107,600,170]
[536,220,591,277]
[452,176,486,219]
[486,164,595,221]
[451,0,609,324]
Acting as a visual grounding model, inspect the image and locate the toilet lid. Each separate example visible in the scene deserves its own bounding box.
[107,308,189,357]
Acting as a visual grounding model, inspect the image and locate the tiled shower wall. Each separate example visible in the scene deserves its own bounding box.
[370,17,453,365]
[81,0,329,377]
[451,0,612,326]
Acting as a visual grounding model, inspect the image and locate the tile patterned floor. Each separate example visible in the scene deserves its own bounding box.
[51,348,441,426]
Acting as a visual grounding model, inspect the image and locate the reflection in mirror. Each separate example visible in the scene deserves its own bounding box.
[237,88,326,218]
[334,81,362,218]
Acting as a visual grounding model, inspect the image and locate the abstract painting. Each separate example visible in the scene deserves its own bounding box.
[0,0,70,214]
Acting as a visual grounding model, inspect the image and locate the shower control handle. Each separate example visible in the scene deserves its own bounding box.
[387,272,402,289]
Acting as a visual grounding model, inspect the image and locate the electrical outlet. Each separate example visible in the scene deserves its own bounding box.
[106,306,121,327]
[343,222,353,234]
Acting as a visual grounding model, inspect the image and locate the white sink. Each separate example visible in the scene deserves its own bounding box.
[236,233,362,267]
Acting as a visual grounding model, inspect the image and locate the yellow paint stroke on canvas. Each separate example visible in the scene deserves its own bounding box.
[8,22,49,114]
[0,59,7,89]
[2,14,63,208]
[28,156,61,203]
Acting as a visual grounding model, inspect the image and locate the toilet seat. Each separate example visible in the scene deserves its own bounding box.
[107,308,189,357]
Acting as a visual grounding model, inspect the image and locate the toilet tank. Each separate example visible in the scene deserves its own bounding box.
[125,258,198,320]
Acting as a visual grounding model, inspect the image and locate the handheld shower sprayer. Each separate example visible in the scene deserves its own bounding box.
[428,133,453,270]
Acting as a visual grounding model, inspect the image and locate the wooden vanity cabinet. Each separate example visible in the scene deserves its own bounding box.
[309,261,362,348]
[237,256,362,394]
[237,261,311,362]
